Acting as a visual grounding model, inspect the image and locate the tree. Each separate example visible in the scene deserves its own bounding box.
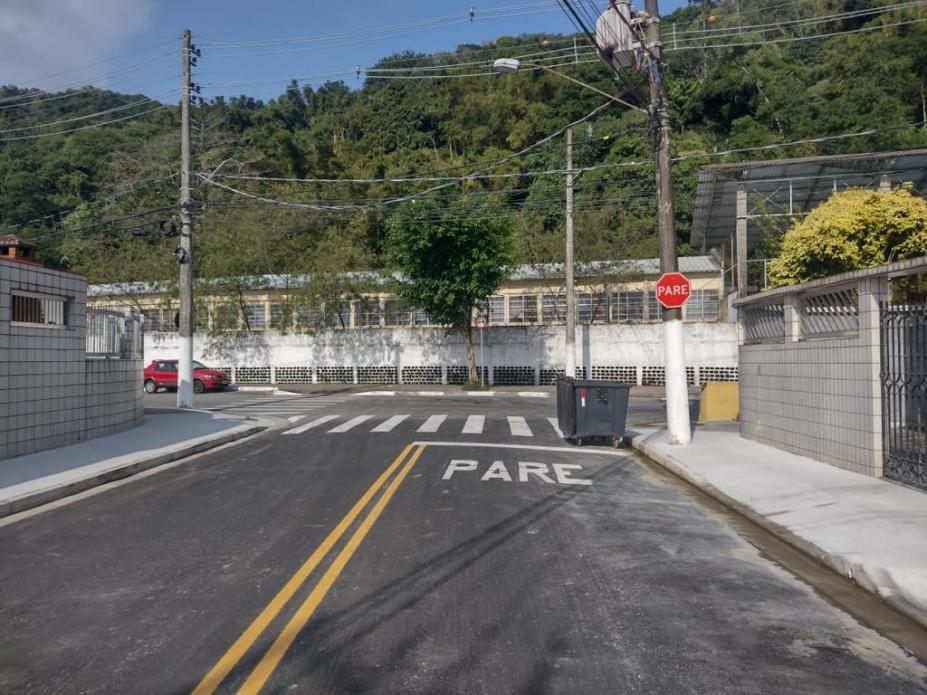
[768,188,927,287]
[385,200,514,384]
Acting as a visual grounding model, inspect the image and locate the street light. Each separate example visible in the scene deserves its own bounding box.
[492,58,645,381]
[494,49,692,446]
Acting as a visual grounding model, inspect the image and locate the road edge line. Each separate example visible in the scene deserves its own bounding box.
[0,424,266,519]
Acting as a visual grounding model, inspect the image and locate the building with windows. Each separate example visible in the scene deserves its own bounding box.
[87,256,736,387]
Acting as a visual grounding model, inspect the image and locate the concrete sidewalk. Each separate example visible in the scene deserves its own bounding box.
[0,410,266,518]
[631,422,927,629]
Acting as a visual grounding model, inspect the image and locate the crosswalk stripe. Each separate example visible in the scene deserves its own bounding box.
[371,415,409,432]
[547,417,565,439]
[507,416,533,437]
[288,415,307,423]
[462,415,484,434]
[417,414,447,433]
[282,415,339,435]
[328,415,373,433]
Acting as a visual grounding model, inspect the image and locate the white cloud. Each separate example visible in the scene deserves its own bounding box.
[0,0,155,89]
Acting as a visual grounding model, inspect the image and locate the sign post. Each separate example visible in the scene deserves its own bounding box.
[655,272,692,310]
[476,315,487,387]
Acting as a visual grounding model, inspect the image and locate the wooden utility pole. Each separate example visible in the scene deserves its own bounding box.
[177,29,194,409]
[644,0,691,444]
[565,126,576,379]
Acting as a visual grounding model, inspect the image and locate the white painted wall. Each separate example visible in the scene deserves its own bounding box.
[144,323,737,384]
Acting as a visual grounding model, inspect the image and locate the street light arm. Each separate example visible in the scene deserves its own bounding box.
[526,62,647,116]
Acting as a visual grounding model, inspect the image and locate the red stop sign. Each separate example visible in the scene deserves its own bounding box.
[655,272,691,309]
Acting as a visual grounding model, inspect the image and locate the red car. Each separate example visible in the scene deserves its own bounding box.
[143,360,230,394]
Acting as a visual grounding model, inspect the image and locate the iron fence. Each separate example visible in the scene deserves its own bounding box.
[880,302,927,489]
[86,309,144,359]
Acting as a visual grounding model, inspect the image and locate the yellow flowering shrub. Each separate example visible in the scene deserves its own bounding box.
[768,188,927,288]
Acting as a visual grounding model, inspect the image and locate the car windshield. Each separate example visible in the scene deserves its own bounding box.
[193,361,209,370]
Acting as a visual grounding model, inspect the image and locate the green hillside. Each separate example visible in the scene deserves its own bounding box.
[1,0,925,288]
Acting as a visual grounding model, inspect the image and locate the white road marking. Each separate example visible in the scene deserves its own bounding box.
[282,414,339,435]
[328,415,373,433]
[466,392,495,397]
[547,417,565,439]
[287,415,307,423]
[462,415,485,434]
[412,441,627,457]
[354,391,396,396]
[518,392,549,398]
[417,414,447,433]
[371,414,409,432]
[417,391,445,396]
[507,416,533,437]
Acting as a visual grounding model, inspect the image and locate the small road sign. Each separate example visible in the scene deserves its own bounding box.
[655,272,691,309]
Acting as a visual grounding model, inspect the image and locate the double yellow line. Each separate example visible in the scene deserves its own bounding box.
[192,443,427,695]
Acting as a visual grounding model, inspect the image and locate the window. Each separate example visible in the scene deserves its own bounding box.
[270,303,290,329]
[212,304,239,330]
[488,295,505,324]
[578,293,608,324]
[646,292,664,322]
[295,304,322,329]
[355,299,381,328]
[329,302,351,329]
[383,299,412,327]
[154,361,177,373]
[12,292,67,327]
[244,303,267,329]
[414,309,430,326]
[542,294,566,323]
[142,309,162,332]
[508,295,539,324]
[686,289,720,321]
[611,291,644,323]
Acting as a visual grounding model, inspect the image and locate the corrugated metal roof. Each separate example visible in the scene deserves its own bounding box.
[88,256,719,297]
[690,148,927,251]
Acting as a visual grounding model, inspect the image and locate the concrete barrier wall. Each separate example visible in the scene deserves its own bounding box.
[144,322,739,386]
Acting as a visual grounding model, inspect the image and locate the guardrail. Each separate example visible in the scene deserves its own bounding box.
[86,309,143,358]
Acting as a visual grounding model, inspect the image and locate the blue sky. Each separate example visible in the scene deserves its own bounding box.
[0,1,687,100]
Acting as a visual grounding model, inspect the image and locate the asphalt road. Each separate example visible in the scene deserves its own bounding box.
[1,393,925,694]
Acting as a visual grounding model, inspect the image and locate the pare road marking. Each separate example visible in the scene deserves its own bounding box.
[441,459,592,486]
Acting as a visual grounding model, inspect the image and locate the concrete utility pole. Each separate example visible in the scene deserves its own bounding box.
[644,0,691,445]
[565,126,577,379]
[177,29,195,409]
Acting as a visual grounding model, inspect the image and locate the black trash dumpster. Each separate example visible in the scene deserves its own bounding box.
[556,377,630,448]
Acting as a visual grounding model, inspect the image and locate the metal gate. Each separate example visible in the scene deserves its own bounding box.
[880,303,927,489]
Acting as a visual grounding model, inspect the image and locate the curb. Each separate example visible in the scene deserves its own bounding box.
[0,424,266,519]
[629,430,927,631]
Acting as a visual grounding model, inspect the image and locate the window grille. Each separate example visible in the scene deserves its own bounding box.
[610,291,644,323]
[578,293,608,323]
[800,288,859,338]
[542,294,567,323]
[244,303,267,330]
[12,292,67,326]
[383,299,412,326]
[508,295,538,324]
[355,299,381,328]
[488,295,505,324]
[686,289,720,321]
[646,292,664,322]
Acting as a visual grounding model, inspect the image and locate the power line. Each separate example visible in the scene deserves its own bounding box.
[0,105,170,143]
[0,92,175,135]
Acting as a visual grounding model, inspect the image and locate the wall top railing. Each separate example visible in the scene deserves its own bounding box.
[733,256,927,309]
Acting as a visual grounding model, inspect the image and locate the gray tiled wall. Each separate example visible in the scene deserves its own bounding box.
[738,279,885,477]
[0,260,143,460]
